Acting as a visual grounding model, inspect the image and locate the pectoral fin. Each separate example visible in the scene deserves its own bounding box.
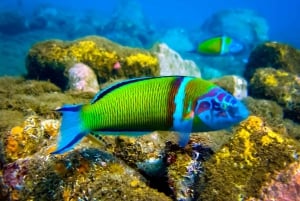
[178,132,191,147]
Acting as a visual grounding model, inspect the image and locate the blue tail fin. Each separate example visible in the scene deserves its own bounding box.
[51,104,89,154]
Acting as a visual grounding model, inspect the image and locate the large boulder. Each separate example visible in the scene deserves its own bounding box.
[26,36,159,89]
[245,42,300,81]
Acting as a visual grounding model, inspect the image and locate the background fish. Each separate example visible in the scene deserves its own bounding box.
[197,35,244,55]
[52,76,249,154]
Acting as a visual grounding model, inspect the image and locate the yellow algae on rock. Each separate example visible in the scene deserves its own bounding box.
[4,116,56,162]
[263,73,278,87]
[26,36,160,89]
[125,53,158,67]
[199,115,300,201]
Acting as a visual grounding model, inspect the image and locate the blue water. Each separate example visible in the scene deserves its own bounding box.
[0,0,299,76]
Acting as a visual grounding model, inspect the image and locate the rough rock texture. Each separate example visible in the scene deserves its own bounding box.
[250,68,300,122]
[1,147,172,201]
[2,76,300,200]
[152,43,201,77]
[198,116,300,201]
[67,63,99,93]
[26,35,159,89]
[245,42,300,81]
[247,161,300,201]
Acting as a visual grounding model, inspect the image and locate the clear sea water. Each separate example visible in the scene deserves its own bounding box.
[0,0,299,76]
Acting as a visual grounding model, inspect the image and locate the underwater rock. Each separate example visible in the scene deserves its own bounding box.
[152,43,201,77]
[0,147,172,201]
[245,42,300,81]
[166,143,214,201]
[244,97,300,143]
[0,76,94,121]
[249,67,300,122]
[0,11,27,35]
[244,97,283,128]
[26,36,159,89]
[212,75,248,100]
[247,161,300,201]
[99,131,221,201]
[67,63,99,93]
[102,131,178,174]
[2,115,60,162]
[198,116,300,201]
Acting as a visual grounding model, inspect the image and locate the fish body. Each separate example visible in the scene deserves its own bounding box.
[52,76,249,154]
[197,35,244,55]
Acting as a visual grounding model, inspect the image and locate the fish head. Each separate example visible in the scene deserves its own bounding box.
[193,87,249,131]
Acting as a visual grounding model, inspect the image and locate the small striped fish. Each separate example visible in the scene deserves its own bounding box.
[52,76,249,154]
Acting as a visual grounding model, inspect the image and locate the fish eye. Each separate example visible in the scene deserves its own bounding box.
[221,103,228,110]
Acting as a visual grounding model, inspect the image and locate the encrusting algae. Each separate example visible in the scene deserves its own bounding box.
[198,115,300,201]
[5,116,44,161]
[26,36,159,89]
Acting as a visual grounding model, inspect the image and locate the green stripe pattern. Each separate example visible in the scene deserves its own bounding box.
[80,77,179,131]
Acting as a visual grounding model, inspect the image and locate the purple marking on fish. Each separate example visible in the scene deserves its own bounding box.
[225,95,231,102]
[196,101,210,114]
[217,93,226,102]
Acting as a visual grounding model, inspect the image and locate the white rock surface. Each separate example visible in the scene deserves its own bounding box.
[152,43,201,77]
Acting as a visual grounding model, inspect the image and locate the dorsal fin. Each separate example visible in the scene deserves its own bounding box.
[91,77,155,104]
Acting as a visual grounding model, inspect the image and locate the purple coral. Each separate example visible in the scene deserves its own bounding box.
[3,161,28,190]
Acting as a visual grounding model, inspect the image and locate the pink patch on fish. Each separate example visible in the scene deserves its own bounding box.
[196,101,210,114]
[113,61,121,70]
[217,93,226,101]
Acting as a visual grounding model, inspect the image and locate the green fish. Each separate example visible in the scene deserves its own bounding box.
[197,35,244,55]
[52,76,249,154]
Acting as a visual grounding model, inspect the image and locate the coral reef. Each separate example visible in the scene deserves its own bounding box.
[152,43,201,77]
[26,36,159,89]
[249,67,300,122]
[198,116,300,201]
[245,42,300,81]
[67,63,99,93]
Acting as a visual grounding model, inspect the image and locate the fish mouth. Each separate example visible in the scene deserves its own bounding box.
[227,102,249,121]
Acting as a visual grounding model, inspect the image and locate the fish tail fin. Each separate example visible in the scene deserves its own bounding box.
[51,104,89,154]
